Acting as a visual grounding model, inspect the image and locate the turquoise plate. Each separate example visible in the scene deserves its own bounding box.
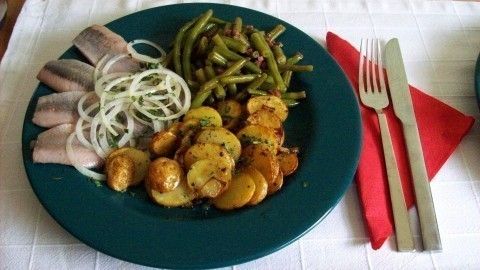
[22,3,361,269]
[476,53,480,109]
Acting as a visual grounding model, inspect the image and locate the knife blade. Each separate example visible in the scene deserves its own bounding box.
[385,38,442,251]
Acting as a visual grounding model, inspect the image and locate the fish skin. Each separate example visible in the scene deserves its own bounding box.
[32,91,87,128]
[37,59,95,92]
[32,124,103,168]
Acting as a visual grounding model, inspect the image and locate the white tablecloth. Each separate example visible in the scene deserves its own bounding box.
[1,0,480,269]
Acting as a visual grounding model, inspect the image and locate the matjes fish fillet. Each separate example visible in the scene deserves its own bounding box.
[37,59,94,92]
[32,91,85,128]
[32,124,103,168]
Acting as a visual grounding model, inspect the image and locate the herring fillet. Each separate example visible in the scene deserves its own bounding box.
[72,24,140,72]
[32,124,103,168]
[32,91,85,128]
[37,59,95,92]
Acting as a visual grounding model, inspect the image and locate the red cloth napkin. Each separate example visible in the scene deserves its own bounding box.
[326,32,475,249]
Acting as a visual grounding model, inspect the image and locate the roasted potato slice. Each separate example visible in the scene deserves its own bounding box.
[216,99,243,129]
[183,106,222,127]
[278,151,299,176]
[241,144,280,191]
[107,147,150,184]
[237,124,279,154]
[147,157,184,193]
[147,179,196,208]
[246,95,288,122]
[246,109,284,146]
[187,159,231,198]
[183,143,235,170]
[195,127,242,161]
[149,131,177,157]
[212,171,256,210]
[267,171,283,195]
[243,167,268,206]
[167,122,183,136]
[106,155,135,192]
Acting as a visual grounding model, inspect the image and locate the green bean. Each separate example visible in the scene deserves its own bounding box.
[196,36,209,56]
[221,36,248,53]
[219,74,260,84]
[267,24,286,42]
[282,98,300,107]
[286,52,303,65]
[251,32,286,92]
[202,22,216,33]
[204,65,216,79]
[233,17,242,35]
[247,88,268,96]
[279,64,314,72]
[212,34,228,49]
[191,79,218,108]
[209,17,227,25]
[246,73,268,91]
[195,68,207,83]
[213,46,261,74]
[224,22,232,33]
[173,18,197,75]
[282,70,293,88]
[220,59,247,77]
[227,83,237,96]
[213,83,226,100]
[242,25,259,35]
[208,51,228,66]
[273,45,286,64]
[281,91,306,100]
[182,9,214,85]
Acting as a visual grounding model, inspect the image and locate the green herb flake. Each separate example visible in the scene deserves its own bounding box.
[199,118,211,127]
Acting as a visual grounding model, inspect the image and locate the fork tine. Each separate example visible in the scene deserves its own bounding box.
[371,39,380,93]
[377,39,387,92]
[365,39,371,93]
[359,39,365,93]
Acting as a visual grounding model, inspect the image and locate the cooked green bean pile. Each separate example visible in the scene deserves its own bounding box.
[167,9,313,108]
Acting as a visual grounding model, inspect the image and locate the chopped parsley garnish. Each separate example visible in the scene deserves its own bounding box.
[199,118,211,127]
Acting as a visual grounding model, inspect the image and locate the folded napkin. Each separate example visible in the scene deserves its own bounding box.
[326,32,475,249]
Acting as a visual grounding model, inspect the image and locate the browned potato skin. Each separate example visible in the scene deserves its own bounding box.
[106,147,149,186]
[241,144,280,191]
[167,122,183,136]
[212,171,256,210]
[246,96,288,122]
[147,158,184,193]
[243,167,268,206]
[183,143,235,170]
[246,109,285,146]
[217,99,243,130]
[278,152,299,176]
[237,124,279,154]
[186,159,231,198]
[195,127,242,161]
[106,155,135,192]
[149,131,178,157]
[267,171,283,195]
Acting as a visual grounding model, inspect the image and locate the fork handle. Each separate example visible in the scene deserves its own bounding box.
[377,111,415,252]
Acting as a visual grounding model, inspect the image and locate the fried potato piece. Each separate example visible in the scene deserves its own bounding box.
[241,144,280,192]
[267,171,283,195]
[216,99,243,129]
[243,167,268,206]
[106,155,135,192]
[196,127,242,161]
[246,95,288,122]
[278,151,299,176]
[147,157,184,193]
[183,143,235,170]
[187,159,231,198]
[167,122,183,136]
[183,106,222,127]
[246,109,284,146]
[107,147,150,184]
[149,131,177,157]
[237,124,279,154]
[212,171,256,210]
[147,179,196,208]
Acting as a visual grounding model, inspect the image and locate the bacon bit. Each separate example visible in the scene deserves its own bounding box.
[269,90,281,97]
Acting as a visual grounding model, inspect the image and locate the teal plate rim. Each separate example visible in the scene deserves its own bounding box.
[22,3,361,269]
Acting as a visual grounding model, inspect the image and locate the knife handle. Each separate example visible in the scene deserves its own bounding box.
[403,124,442,251]
[378,112,415,252]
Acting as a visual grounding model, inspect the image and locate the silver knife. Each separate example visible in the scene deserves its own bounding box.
[385,38,442,251]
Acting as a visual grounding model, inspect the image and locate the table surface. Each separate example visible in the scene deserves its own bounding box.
[1,0,480,269]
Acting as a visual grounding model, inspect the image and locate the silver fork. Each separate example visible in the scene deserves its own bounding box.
[358,39,415,252]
